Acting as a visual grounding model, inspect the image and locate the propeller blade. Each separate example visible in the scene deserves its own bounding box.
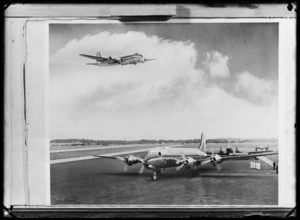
[135,155,145,163]
[123,164,128,172]
[201,160,211,165]
[175,164,185,171]
[216,164,222,171]
[138,165,145,175]
[115,156,125,161]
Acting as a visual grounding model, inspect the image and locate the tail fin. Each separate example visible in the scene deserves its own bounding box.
[198,133,207,152]
[96,52,101,57]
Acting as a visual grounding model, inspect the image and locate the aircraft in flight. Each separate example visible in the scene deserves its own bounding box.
[94,133,278,181]
[80,52,156,66]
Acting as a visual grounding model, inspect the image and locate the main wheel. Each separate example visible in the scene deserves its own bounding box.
[151,171,158,181]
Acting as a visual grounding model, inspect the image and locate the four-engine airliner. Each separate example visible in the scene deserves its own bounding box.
[94,133,278,181]
[80,52,156,66]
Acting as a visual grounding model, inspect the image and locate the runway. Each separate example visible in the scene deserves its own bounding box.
[50,144,181,164]
[51,143,173,153]
[51,143,278,205]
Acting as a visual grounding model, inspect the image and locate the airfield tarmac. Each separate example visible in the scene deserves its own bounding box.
[50,143,278,205]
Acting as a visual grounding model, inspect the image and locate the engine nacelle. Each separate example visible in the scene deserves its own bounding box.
[124,155,140,166]
[184,157,197,167]
[209,154,222,166]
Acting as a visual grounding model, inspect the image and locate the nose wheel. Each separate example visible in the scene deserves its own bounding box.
[151,170,161,181]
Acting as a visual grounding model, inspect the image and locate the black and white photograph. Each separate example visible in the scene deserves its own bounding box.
[4,4,297,218]
[49,21,280,205]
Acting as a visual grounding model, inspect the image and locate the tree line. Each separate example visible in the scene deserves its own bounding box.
[50,138,277,145]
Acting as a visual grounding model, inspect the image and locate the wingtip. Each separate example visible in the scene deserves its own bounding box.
[79,54,89,57]
[145,58,157,62]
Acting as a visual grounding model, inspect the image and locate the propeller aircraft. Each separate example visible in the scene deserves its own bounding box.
[94,133,278,181]
[80,52,156,66]
[254,145,270,152]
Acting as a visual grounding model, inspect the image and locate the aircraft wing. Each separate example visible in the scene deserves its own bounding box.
[79,54,109,62]
[218,151,278,161]
[174,151,279,166]
[93,155,125,160]
[247,150,273,154]
[174,151,279,171]
[93,154,144,164]
[197,151,278,163]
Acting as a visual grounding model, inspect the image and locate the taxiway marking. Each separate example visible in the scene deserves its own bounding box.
[50,145,181,164]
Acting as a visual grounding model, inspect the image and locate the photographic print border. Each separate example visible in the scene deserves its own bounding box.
[4,4,296,218]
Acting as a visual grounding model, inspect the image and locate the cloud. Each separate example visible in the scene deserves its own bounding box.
[203,51,230,78]
[234,72,278,105]
[200,51,277,106]
[50,31,200,111]
[50,31,278,139]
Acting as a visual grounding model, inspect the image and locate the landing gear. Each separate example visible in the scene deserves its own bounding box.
[151,171,158,181]
[151,170,161,181]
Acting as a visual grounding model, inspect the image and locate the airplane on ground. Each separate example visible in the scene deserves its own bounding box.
[214,146,243,155]
[94,133,278,181]
[254,145,270,152]
[80,52,156,66]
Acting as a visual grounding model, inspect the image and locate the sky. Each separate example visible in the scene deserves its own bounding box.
[49,22,278,140]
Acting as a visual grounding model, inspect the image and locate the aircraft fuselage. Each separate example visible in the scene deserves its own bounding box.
[80,52,151,66]
[144,147,207,169]
[120,54,144,65]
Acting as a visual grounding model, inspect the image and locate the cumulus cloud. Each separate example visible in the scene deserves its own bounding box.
[50,31,278,139]
[201,51,278,106]
[203,51,230,78]
[234,72,278,105]
[50,31,199,111]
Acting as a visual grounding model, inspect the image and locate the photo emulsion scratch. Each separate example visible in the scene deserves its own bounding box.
[49,22,279,205]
